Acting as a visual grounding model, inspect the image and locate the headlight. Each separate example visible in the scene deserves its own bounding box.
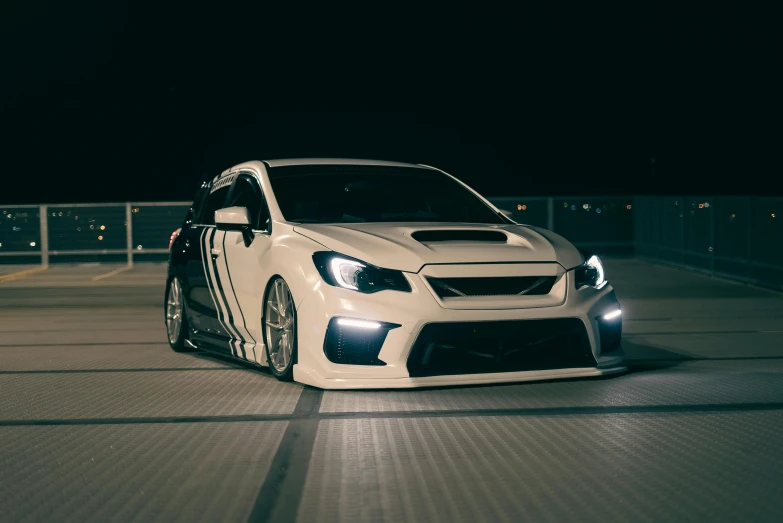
[312,252,412,293]
[574,254,607,289]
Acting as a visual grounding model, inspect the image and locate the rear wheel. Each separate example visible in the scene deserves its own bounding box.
[264,277,297,381]
[165,277,192,352]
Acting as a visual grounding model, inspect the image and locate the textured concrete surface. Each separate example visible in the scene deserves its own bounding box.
[0,259,782,522]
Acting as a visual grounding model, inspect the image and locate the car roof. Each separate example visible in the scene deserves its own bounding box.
[263,158,430,169]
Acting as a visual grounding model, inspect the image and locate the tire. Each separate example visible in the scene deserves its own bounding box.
[165,276,192,352]
[263,276,297,381]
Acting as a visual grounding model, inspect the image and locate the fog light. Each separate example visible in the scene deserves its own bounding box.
[325,317,400,365]
[597,310,622,354]
[336,318,382,329]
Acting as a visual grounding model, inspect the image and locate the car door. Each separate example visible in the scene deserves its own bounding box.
[217,171,274,365]
[187,176,235,354]
[174,183,212,334]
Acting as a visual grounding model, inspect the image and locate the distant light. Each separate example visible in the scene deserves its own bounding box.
[137,245,143,250]
[570,205,576,211]
[583,204,589,210]
[603,309,622,321]
[596,208,602,214]
[98,235,104,241]
[698,204,704,209]
[773,214,777,218]
[704,202,710,208]
[0,242,3,247]
[337,318,382,329]
[563,202,568,208]
[74,216,79,220]
[730,214,736,220]
[30,241,36,247]
[675,201,679,206]
[518,204,527,211]
[626,204,632,210]
[76,227,81,231]
[6,214,12,218]
[100,225,106,230]
[90,225,94,230]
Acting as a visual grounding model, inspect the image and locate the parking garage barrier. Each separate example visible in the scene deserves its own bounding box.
[1,196,780,290]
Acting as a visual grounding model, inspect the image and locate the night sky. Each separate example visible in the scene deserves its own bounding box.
[1,2,777,204]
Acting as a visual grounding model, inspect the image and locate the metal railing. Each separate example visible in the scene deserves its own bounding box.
[0,202,191,266]
[632,196,783,290]
[2,196,780,290]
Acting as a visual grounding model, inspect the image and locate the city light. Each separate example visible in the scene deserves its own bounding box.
[626,204,632,210]
[30,242,36,247]
[98,236,104,241]
[100,225,106,230]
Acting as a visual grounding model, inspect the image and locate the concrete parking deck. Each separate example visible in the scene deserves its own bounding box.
[1,260,782,522]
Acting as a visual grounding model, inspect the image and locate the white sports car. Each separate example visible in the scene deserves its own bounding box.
[165,159,626,389]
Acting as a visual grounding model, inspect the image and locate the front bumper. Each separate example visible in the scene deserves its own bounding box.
[293,270,626,389]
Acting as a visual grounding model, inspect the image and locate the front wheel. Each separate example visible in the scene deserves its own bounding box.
[264,277,297,381]
[165,276,192,352]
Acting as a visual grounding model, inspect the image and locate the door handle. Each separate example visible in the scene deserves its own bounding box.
[211,248,221,257]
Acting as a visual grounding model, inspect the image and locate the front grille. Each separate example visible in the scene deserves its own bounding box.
[323,318,392,365]
[407,318,596,377]
[426,276,556,298]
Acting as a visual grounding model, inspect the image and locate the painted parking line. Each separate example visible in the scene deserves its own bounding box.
[92,266,133,281]
[0,266,48,283]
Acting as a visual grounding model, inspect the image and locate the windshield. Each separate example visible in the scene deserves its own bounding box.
[267,165,506,224]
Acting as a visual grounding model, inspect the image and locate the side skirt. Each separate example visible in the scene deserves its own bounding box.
[190,329,269,368]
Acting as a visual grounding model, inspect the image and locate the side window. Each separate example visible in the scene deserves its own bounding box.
[226,174,270,231]
[198,186,230,225]
[185,184,210,226]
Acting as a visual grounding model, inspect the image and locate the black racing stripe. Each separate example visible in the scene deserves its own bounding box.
[201,228,233,356]
[209,229,244,358]
[222,233,257,357]
[218,231,248,360]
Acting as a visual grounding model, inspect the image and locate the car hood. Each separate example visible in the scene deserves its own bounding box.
[293,222,584,273]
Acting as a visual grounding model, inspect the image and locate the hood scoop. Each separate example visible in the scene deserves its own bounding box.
[411,230,508,243]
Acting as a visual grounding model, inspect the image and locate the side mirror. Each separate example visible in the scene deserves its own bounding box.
[215,206,255,247]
